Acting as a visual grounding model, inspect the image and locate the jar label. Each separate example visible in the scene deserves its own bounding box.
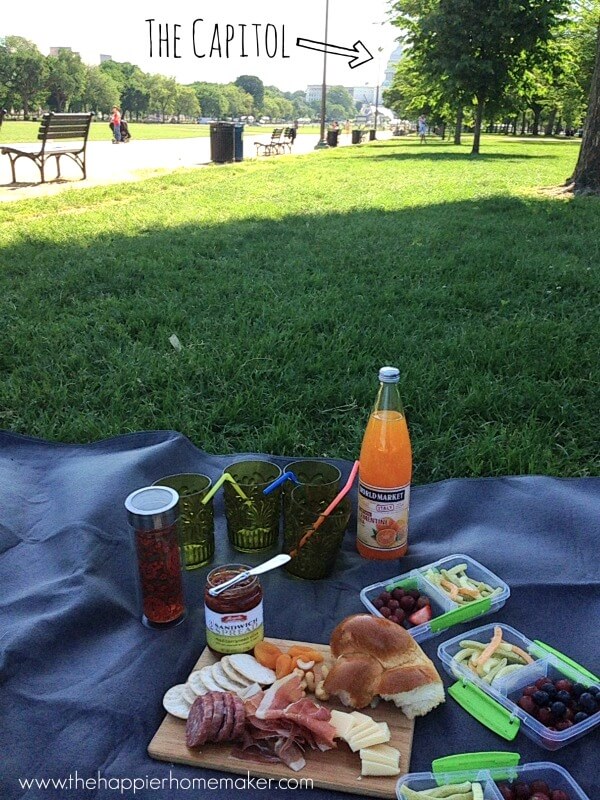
[357,481,410,550]
[205,600,264,654]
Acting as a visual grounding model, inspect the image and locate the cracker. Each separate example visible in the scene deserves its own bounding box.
[188,670,210,696]
[163,684,191,720]
[228,654,276,685]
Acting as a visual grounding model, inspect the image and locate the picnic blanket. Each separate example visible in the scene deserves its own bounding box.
[1,429,598,799]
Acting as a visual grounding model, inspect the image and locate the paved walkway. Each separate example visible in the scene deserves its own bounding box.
[0,131,391,203]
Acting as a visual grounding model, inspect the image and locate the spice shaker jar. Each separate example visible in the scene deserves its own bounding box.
[125,486,186,628]
[204,564,264,654]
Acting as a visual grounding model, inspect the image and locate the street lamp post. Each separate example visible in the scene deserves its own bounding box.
[315,0,330,149]
[373,47,384,140]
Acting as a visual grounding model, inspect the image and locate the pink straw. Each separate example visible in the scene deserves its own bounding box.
[290,460,359,557]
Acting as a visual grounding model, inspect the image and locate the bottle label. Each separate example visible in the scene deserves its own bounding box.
[357,481,410,550]
[205,601,264,653]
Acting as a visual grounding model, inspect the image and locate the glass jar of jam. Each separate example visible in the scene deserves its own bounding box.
[204,564,264,654]
[125,486,186,628]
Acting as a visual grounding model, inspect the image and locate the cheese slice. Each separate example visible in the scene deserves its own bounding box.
[346,720,377,739]
[350,710,373,724]
[329,710,355,740]
[348,722,391,752]
[361,760,400,777]
[359,744,400,768]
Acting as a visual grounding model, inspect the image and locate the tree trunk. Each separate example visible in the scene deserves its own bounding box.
[471,99,485,155]
[555,115,562,135]
[572,24,600,193]
[440,122,446,140]
[544,109,557,136]
[454,107,463,144]
[520,111,527,135]
[512,117,518,135]
[532,106,541,136]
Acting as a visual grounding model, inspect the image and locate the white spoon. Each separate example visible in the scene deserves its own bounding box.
[207,553,291,597]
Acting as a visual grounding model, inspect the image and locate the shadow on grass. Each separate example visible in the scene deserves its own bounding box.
[0,187,598,480]
[348,149,555,162]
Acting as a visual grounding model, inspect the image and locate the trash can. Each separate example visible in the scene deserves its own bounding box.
[352,130,362,145]
[369,129,376,141]
[210,122,235,163]
[326,129,339,147]
[234,123,244,162]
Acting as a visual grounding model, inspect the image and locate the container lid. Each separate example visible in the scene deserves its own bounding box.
[379,366,400,383]
[125,485,179,530]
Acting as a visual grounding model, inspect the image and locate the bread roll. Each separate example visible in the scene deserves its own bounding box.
[324,614,445,718]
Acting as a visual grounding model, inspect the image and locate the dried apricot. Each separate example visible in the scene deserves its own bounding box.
[254,641,283,669]
[287,646,324,663]
[275,653,294,679]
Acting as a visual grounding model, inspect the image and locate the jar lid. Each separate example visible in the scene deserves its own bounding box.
[379,366,400,383]
[125,485,179,530]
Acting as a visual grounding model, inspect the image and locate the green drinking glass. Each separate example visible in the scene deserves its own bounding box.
[152,473,214,569]
[283,485,351,580]
[223,460,282,553]
[283,460,341,519]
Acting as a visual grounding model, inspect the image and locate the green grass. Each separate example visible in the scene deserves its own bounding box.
[0,120,321,144]
[0,135,598,482]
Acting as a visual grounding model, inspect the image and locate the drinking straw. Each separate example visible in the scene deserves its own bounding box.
[290,460,359,557]
[262,470,300,495]
[201,472,249,506]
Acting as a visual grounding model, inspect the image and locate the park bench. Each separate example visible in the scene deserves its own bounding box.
[281,127,296,153]
[0,112,94,184]
[254,128,284,157]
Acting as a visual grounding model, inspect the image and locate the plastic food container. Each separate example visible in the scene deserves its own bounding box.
[360,554,510,643]
[437,622,600,750]
[396,752,590,800]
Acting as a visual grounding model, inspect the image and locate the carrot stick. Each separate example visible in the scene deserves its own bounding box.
[509,644,535,664]
[440,578,459,600]
[475,626,504,667]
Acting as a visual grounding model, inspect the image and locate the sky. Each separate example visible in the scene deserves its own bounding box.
[2,1,401,92]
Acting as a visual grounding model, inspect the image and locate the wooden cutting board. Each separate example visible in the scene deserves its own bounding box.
[148,637,414,799]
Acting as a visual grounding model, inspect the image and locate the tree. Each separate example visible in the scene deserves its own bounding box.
[147,74,177,120]
[234,75,264,111]
[394,0,569,154]
[46,49,86,112]
[191,82,228,118]
[570,21,600,192]
[220,84,253,117]
[82,65,120,116]
[1,36,47,117]
[174,85,200,120]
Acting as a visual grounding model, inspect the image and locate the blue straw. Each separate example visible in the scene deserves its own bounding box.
[263,471,300,495]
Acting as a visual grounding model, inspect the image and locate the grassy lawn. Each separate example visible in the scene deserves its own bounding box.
[0,136,598,482]
[0,120,321,144]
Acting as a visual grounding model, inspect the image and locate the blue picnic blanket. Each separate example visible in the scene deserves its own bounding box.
[1,429,598,799]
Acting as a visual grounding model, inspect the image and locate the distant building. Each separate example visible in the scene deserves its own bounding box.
[382,45,404,89]
[49,46,80,57]
[100,54,113,63]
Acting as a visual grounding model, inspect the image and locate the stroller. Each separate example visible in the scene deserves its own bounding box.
[109,118,132,143]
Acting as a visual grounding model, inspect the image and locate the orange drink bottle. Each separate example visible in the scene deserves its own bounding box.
[357,366,412,559]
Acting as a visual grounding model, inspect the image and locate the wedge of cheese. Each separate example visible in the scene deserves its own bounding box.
[350,710,373,724]
[329,710,355,740]
[348,721,391,752]
[359,743,400,768]
[361,760,401,777]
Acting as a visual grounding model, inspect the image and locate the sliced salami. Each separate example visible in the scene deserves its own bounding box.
[206,691,226,741]
[186,696,208,748]
[216,692,235,742]
[231,694,246,741]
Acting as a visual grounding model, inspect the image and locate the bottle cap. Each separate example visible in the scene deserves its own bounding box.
[125,485,179,531]
[378,366,400,383]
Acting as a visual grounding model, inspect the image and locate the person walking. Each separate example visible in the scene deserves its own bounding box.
[110,106,122,143]
[418,114,427,143]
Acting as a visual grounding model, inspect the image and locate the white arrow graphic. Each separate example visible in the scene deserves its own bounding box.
[296,38,374,69]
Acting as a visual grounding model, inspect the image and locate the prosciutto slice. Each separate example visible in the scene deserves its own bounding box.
[233,674,336,771]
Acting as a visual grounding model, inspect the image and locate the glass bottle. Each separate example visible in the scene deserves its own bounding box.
[357,366,412,559]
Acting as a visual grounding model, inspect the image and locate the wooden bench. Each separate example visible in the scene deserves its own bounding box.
[254,128,284,157]
[1,112,94,184]
[281,127,297,153]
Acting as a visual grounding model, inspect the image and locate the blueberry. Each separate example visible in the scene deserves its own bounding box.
[551,701,567,719]
[574,711,589,724]
[572,683,586,697]
[541,682,557,698]
[533,691,550,706]
[590,686,600,698]
[556,690,572,705]
[579,693,598,713]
